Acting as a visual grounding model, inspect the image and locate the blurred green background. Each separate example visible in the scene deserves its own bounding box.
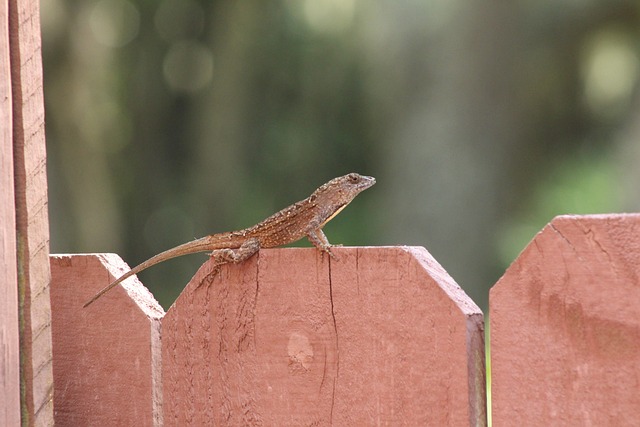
[42,0,640,310]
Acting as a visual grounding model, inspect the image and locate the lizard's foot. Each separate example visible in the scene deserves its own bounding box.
[196,239,261,292]
[209,248,237,264]
[321,244,339,260]
[307,230,340,260]
[208,238,260,264]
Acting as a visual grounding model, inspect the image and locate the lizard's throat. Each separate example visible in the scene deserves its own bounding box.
[321,203,348,227]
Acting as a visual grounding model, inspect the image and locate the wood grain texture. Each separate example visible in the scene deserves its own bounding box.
[50,254,164,426]
[9,0,53,423]
[162,246,486,426]
[491,214,640,425]
[0,0,20,424]
[330,247,486,426]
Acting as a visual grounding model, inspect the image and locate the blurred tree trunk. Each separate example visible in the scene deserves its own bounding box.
[363,2,526,307]
[364,0,638,307]
[189,2,261,231]
[618,92,640,211]
[44,2,125,253]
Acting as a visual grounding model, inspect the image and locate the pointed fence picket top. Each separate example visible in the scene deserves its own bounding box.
[50,254,164,426]
[162,246,486,426]
[490,214,640,425]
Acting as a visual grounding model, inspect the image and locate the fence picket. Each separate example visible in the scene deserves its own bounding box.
[161,247,486,426]
[491,214,640,425]
[50,254,164,426]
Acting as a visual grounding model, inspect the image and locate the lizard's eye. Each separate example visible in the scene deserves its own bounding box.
[348,173,359,183]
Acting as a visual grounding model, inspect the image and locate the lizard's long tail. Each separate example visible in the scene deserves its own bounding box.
[83,235,222,308]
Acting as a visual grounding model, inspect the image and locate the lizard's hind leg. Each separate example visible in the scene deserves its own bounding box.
[210,237,261,265]
[196,238,261,290]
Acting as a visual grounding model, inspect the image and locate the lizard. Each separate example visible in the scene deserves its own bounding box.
[83,173,376,307]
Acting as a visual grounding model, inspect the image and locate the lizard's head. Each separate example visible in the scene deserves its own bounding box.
[313,173,376,206]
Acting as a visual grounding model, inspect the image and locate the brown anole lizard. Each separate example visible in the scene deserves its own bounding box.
[84,173,375,307]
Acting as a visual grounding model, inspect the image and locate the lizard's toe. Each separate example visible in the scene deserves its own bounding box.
[323,245,339,260]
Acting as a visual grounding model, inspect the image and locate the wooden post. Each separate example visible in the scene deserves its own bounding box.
[0,0,20,424]
[491,214,640,425]
[6,0,54,424]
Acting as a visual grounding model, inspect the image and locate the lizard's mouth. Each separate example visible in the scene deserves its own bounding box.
[358,175,376,191]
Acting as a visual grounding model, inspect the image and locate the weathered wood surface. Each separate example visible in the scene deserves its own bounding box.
[491,214,640,425]
[0,0,20,424]
[330,247,486,426]
[50,254,164,426]
[9,0,54,423]
[162,246,486,426]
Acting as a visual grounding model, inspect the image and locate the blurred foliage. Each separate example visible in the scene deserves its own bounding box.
[498,147,623,266]
[42,0,640,309]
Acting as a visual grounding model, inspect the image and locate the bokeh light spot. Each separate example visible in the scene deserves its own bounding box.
[89,0,140,48]
[162,41,214,94]
[581,28,639,119]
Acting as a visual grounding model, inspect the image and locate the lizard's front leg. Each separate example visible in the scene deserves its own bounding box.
[307,229,338,259]
[197,238,261,289]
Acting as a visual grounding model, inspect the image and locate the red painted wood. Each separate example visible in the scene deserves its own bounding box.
[330,247,486,426]
[9,0,53,423]
[50,254,164,426]
[491,214,640,425]
[0,0,20,423]
[162,247,486,426]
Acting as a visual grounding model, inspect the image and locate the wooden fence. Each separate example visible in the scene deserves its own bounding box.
[48,247,485,426]
[3,0,640,425]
